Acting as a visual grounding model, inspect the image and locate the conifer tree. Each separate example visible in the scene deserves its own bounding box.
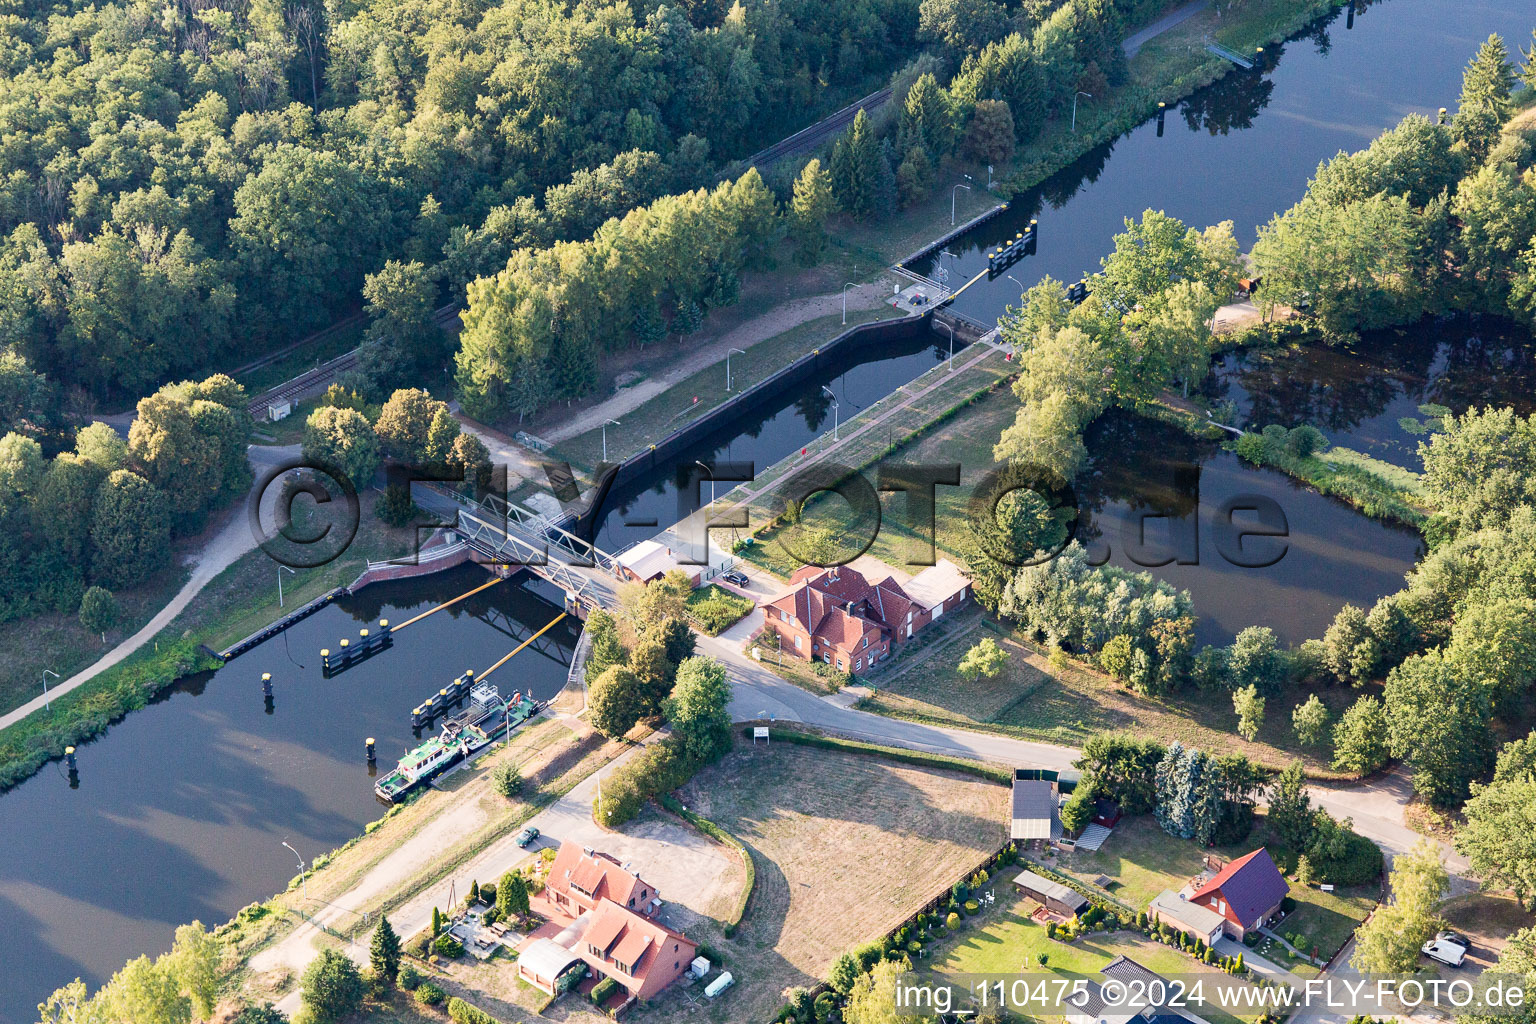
[370,917,401,982]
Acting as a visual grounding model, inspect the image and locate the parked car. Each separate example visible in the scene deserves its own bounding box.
[720,570,750,587]
[515,826,539,848]
[1422,931,1470,967]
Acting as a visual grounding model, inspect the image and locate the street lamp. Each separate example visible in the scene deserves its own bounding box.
[821,385,840,441]
[725,348,745,391]
[695,460,715,507]
[283,839,307,901]
[942,321,956,368]
[842,283,858,325]
[42,669,58,711]
[601,419,620,462]
[1072,91,1093,133]
[951,181,972,225]
[277,564,295,608]
[941,250,960,298]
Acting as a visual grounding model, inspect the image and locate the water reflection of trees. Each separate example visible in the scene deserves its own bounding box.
[1073,412,1211,562]
[1180,64,1275,136]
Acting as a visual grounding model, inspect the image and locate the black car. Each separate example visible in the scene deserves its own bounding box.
[720,570,750,588]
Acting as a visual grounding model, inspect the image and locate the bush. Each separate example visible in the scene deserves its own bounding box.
[945,912,962,931]
[489,761,522,798]
[590,977,620,1005]
[964,900,980,915]
[446,996,500,1024]
[433,934,464,958]
[416,983,446,1006]
[396,964,421,990]
[593,737,704,828]
[685,585,755,634]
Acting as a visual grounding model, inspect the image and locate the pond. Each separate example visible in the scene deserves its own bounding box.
[1209,316,1536,469]
[1075,410,1426,647]
[0,564,578,1024]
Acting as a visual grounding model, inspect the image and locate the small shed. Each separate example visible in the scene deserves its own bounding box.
[1012,870,1088,917]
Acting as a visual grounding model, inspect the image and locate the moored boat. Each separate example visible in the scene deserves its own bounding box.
[375,683,543,801]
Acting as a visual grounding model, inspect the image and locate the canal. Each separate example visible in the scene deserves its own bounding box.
[0,565,578,1023]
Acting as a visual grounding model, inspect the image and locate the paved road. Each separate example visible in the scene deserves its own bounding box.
[695,593,1467,879]
[1123,0,1211,57]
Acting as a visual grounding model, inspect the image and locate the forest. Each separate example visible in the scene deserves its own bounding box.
[0,0,937,414]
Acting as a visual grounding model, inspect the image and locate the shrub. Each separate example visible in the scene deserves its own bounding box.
[1236,432,1267,465]
[593,737,703,828]
[396,964,421,990]
[489,761,522,798]
[1046,922,1058,939]
[433,934,464,958]
[685,585,755,634]
[590,977,620,1005]
[945,912,962,931]
[416,983,446,1006]
[446,996,499,1024]
[964,900,980,915]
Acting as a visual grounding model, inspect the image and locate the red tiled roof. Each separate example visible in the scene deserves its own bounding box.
[770,566,921,655]
[1191,848,1289,927]
[547,843,647,910]
[584,909,627,955]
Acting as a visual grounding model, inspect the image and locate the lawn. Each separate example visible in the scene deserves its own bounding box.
[652,743,1009,1024]
[0,555,188,717]
[928,882,1265,1024]
[1272,881,1376,967]
[1046,815,1258,913]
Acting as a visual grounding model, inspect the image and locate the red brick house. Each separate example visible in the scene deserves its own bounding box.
[1188,848,1289,939]
[516,900,698,1003]
[760,560,972,673]
[545,843,660,918]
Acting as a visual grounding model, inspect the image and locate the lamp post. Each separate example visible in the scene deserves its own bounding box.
[283,839,307,901]
[725,348,745,391]
[277,564,295,608]
[951,181,972,225]
[842,283,858,325]
[42,669,58,711]
[601,419,620,462]
[1072,92,1093,133]
[943,321,956,368]
[821,385,839,441]
[695,460,715,508]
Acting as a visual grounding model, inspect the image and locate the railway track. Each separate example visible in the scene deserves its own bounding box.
[745,86,893,169]
[247,302,462,417]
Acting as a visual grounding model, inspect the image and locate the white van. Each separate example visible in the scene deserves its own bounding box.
[1421,931,1470,967]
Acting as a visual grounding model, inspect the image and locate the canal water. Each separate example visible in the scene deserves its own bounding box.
[10,0,1536,1016]
[590,332,954,553]
[910,0,1536,323]
[0,565,578,1023]
[1074,411,1426,647]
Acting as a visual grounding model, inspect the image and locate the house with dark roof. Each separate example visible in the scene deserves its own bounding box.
[545,842,661,918]
[1065,956,1196,1024]
[760,560,971,674]
[1187,848,1289,940]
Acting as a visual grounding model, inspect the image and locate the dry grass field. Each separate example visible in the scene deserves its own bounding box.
[643,744,1008,1024]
